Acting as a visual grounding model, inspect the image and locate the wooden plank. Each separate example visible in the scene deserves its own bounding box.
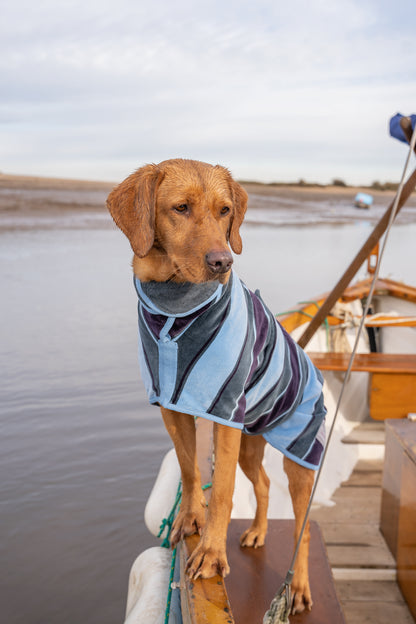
[225,519,345,624]
[397,451,416,620]
[180,535,234,624]
[370,373,416,419]
[317,523,396,569]
[311,486,382,525]
[308,351,416,374]
[335,580,402,601]
[333,569,397,582]
[354,458,384,472]
[341,422,385,446]
[365,314,416,327]
[311,459,396,571]
[333,598,415,624]
[343,470,383,487]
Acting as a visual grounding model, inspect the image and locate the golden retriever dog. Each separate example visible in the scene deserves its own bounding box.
[107,159,326,614]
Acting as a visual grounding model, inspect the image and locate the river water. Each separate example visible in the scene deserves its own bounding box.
[1,197,416,624]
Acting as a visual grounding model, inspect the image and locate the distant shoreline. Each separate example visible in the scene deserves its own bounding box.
[0,172,404,195]
[1,172,415,232]
[0,173,115,192]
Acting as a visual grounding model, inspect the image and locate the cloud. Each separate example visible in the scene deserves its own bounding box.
[1,0,415,183]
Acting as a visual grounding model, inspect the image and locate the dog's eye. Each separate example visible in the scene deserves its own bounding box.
[221,206,230,215]
[174,204,188,213]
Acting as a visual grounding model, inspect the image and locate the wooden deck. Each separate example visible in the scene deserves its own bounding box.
[310,425,415,624]
[179,420,416,623]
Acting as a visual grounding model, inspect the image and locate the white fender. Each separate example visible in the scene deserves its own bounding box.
[124,547,172,624]
[145,448,181,537]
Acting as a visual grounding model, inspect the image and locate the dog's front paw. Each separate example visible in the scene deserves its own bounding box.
[239,522,267,548]
[170,505,206,546]
[186,540,230,579]
[291,574,313,614]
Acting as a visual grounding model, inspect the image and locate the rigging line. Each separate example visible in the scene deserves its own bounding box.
[285,122,416,587]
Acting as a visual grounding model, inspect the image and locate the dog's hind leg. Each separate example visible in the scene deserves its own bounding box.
[283,456,315,614]
[238,434,270,548]
[160,407,207,545]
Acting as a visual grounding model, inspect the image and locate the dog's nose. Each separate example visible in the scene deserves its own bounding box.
[205,250,233,274]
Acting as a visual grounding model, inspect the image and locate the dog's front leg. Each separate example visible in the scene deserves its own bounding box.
[160,408,206,545]
[186,422,241,579]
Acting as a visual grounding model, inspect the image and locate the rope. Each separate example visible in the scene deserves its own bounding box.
[159,480,213,623]
[158,480,183,548]
[264,125,416,623]
[164,546,177,624]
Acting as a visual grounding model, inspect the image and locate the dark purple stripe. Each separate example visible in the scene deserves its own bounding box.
[287,391,325,455]
[244,292,270,387]
[142,309,167,340]
[303,439,324,467]
[247,338,301,433]
[169,301,212,338]
[143,302,212,340]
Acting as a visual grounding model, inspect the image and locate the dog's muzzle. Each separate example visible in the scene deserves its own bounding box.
[205,250,233,275]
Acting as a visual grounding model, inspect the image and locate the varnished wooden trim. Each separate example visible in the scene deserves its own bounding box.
[308,351,416,374]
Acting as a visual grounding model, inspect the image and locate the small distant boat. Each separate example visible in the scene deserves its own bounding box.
[354,192,373,209]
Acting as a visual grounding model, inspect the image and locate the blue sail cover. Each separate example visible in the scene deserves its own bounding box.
[390,113,416,143]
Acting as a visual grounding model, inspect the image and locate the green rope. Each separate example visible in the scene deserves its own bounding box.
[158,480,183,548]
[158,481,213,547]
[160,480,213,623]
[275,309,314,318]
[163,546,177,624]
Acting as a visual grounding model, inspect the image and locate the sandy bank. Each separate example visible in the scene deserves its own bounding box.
[0,173,415,231]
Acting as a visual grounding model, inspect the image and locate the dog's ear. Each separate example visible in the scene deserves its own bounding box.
[228,179,248,254]
[106,164,164,257]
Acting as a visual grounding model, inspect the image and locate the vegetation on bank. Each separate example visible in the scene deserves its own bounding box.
[239,178,400,191]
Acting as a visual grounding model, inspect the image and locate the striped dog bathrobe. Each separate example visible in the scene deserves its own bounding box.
[134,271,326,470]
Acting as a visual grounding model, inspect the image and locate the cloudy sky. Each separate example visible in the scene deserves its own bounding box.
[1,0,415,184]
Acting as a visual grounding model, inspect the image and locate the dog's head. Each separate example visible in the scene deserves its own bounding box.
[107,158,248,283]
